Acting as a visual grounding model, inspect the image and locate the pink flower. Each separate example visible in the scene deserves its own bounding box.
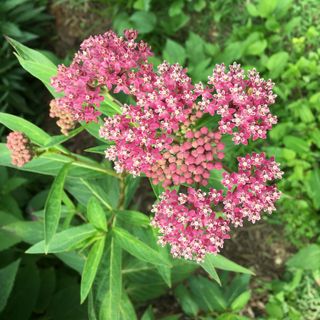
[222,152,283,226]
[6,132,34,167]
[151,188,230,262]
[51,30,153,122]
[203,63,277,145]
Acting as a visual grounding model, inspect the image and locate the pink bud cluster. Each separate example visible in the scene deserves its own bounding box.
[6,132,34,167]
[222,152,283,226]
[49,99,76,135]
[203,63,278,145]
[51,30,152,122]
[151,152,282,262]
[148,128,224,187]
[151,188,230,262]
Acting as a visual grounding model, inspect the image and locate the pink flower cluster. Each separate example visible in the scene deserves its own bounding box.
[202,63,277,144]
[222,153,283,226]
[151,153,283,262]
[49,99,76,135]
[151,188,230,262]
[7,132,34,167]
[100,62,223,187]
[51,30,152,122]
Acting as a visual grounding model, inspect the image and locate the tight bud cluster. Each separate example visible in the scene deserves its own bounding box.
[7,132,34,167]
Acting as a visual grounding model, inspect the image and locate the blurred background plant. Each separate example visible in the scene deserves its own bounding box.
[0,0,52,128]
[0,0,320,319]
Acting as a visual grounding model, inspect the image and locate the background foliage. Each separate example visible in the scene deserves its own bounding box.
[0,0,319,319]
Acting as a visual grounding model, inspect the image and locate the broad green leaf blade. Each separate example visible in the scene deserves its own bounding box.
[207,254,254,275]
[0,259,21,312]
[189,275,227,312]
[113,227,171,267]
[0,112,50,145]
[200,256,221,285]
[44,163,70,251]
[6,37,58,96]
[100,237,122,320]
[27,224,97,254]
[141,305,155,320]
[286,244,320,270]
[116,210,150,228]
[174,284,199,317]
[81,237,105,303]
[120,293,137,320]
[87,197,108,231]
[230,290,251,311]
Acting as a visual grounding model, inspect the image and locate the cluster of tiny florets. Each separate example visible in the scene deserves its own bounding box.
[222,152,283,226]
[47,29,283,263]
[151,188,230,262]
[100,61,216,186]
[152,152,282,262]
[203,63,278,145]
[51,29,152,122]
[49,99,76,135]
[6,132,34,167]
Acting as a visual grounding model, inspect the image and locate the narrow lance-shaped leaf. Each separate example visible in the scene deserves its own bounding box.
[0,112,50,146]
[100,236,122,320]
[81,237,105,303]
[0,259,21,312]
[207,254,254,275]
[87,197,108,231]
[44,163,71,252]
[113,227,171,267]
[200,256,221,285]
[27,224,97,254]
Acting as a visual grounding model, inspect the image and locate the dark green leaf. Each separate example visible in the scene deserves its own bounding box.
[44,163,70,251]
[113,227,171,267]
[0,259,21,312]
[81,237,105,303]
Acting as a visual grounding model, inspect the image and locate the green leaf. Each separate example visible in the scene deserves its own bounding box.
[6,37,58,96]
[257,0,277,18]
[286,245,320,270]
[43,126,84,148]
[133,0,151,11]
[100,237,122,320]
[206,254,254,275]
[189,276,227,312]
[44,164,70,251]
[141,305,155,320]
[87,197,108,231]
[113,227,171,267]
[306,169,320,209]
[169,0,184,17]
[266,52,289,78]
[0,112,50,145]
[246,3,259,16]
[230,290,251,311]
[26,224,97,254]
[120,293,137,320]
[130,11,157,34]
[283,136,309,154]
[174,284,199,316]
[3,221,43,244]
[200,256,221,285]
[81,237,105,303]
[0,259,21,312]
[116,210,150,228]
[150,180,165,198]
[163,39,186,65]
